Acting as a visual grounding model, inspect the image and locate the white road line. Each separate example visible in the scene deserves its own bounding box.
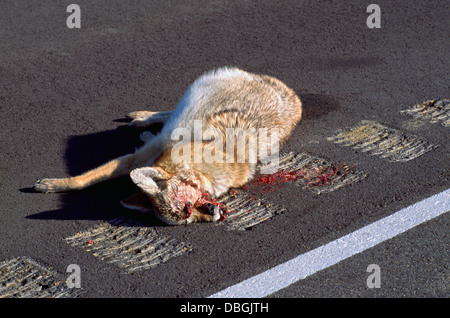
[208,188,450,298]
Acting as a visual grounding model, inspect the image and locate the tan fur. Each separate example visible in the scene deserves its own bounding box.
[34,67,302,225]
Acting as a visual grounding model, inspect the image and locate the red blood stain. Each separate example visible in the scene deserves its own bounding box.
[182,163,353,220]
[251,163,352,193]
[185,192,231,221]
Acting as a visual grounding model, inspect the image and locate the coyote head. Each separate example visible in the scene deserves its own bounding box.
[129,166,221,224]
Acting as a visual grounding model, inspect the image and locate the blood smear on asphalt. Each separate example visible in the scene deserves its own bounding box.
[251,163,354,193]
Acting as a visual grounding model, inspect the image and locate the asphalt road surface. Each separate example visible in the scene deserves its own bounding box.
[0,0,448,300]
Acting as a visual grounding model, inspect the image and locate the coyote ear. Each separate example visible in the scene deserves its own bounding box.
[130,167,168,195]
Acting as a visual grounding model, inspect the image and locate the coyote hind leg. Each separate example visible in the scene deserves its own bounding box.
[127,110,173,129]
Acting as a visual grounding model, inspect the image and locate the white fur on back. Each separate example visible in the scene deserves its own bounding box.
[161,67,252,137]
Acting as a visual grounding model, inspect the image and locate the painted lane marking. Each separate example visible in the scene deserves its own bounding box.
[327,120,437,162]
[64,217,192,273]
[400,99,450,127]
[257,151,367,194]
[0,256,81,298]
[208,188,450,298]
[220,152,366,230]
[220,192,286,231]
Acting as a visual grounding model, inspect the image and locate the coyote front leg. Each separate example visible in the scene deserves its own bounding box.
[34,153,137,193]
[34,143,161,193]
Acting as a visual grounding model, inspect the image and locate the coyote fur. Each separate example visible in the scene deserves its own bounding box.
[34,67,302,225]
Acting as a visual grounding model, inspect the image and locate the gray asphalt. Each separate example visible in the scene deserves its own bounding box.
[0,0,448,299]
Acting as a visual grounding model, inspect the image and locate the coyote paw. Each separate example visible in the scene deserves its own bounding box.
[126,111,153,121]
[127,111,169,129]
[128,119,149,129]
[34,178,67,193]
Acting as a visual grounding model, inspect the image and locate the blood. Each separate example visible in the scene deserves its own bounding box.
[251,163,352,193]
[194,193,230,221]
[181,163,353,220]
[183,192,231,221]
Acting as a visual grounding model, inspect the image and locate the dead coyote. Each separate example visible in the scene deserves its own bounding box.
[34,67,302,224]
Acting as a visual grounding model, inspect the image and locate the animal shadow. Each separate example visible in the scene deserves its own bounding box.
[26,122,164,225]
